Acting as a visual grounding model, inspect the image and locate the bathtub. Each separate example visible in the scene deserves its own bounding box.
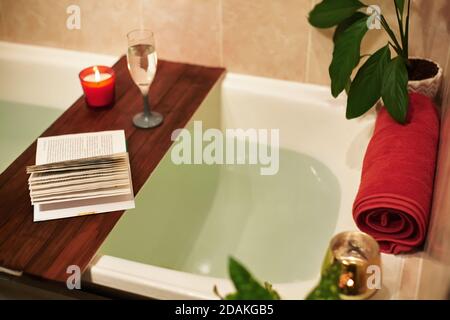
[0,41,414,300]
[0,42,117,173]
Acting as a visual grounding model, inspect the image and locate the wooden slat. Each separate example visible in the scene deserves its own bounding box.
[0,56,225,281]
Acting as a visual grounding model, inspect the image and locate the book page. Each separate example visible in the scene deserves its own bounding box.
[30,172,129,187]
[27,153,128,173]
[31,186,131,204]
[35,130,127,165]
[29,167,129,182]
[30,179,131,196]
[28,130,135,221]
[34,192,135,222]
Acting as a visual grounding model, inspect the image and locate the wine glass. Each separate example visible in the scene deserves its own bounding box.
[127,29,163,128]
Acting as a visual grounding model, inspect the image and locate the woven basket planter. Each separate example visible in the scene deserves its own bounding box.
[408,58,443,100]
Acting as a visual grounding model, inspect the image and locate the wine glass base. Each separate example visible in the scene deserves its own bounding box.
[133,111,163,129]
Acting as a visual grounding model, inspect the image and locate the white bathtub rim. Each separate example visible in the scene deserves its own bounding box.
[0,41,118,69]
[0,41,118,109]
[86,255,219,300]
[221,72,350,113]
[86,255,319,300]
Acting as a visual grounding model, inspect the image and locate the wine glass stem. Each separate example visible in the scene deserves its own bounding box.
[143,93,151,118]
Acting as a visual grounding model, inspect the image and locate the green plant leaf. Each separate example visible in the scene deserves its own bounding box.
[347,45,391,119]
[264,282,281,300]
[224,257,280,300]
[395,0,405,14]
[309,0,366,28]
[329,16,369,97]
[344,78,352,95]
[306,261,342,300]
[405,0,411,58]
[381,56,409,123]
[333,12,368,43]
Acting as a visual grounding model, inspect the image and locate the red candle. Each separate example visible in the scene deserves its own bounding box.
[79,65,116,108]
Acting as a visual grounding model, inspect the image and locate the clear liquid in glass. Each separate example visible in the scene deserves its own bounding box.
[127,44,158,94]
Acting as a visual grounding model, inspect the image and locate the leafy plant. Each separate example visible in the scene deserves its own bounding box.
[214,257,281,300]
[215,257,342,300]
[308,0,412,123]
[305,261,342,300]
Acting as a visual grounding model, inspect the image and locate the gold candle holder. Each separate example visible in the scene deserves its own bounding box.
[323,231,381,300]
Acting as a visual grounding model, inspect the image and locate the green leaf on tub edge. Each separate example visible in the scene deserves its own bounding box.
[223,257,280,300]
[329,16,369,97]
[309,0,366,28]
[264,282,281,300]
[306,261,342,300]
[347,44,391,119]
[381,56,409,124]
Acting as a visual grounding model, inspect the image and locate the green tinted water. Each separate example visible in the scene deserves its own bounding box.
[0,100,63,173]
[100,142,341,283]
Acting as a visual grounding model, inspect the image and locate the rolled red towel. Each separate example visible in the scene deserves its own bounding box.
[353,93,440,254]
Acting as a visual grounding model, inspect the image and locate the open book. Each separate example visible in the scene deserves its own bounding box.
[26,130,135,221]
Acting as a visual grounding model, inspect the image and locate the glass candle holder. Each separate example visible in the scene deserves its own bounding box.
[79,65,116,108]
[323,231,381,300]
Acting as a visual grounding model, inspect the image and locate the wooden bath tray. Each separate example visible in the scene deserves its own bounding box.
[0,56,225,282]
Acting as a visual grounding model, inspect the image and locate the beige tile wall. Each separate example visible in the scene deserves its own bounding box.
[0,0,4,39]
[0,0,448,85]
[222,0,310,82]
[420,6,450,298]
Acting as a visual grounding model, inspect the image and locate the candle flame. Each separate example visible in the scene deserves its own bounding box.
[93,66,101,82]
[346,279,354,287]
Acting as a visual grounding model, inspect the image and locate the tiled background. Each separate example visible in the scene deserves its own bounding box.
[0,0,448,85]
[1,0,450,298]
